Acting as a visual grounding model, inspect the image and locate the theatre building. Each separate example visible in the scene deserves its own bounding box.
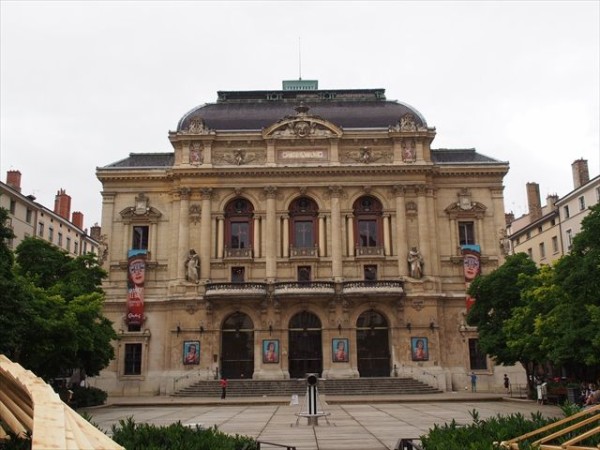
[95,81,512,396]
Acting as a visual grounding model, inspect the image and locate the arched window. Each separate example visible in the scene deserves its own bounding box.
[353,196,383,250]
[289,196,319,256]
[224,198,254,256]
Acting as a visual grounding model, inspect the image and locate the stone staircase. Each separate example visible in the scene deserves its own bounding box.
[173,377,441,398]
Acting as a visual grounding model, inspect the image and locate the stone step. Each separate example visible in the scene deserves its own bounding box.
[173,377,442,397]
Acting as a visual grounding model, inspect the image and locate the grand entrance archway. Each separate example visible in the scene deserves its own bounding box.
[356,310,390,377]
[221,312,254,379]
[288,311,322,378]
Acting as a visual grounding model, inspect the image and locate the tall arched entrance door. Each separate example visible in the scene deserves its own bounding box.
[221,312,254,379]
[288,311,322,378]
[356,310,390,377]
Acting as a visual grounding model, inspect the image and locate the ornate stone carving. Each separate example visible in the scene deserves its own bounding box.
[189,142,203,165]
[264,186,278,198]
[407,247,424,279]
[189,204,201,224]
[185,249,200,283]
[183,117,215,135]
[405,201,418,215]
[402,139,416,162]
[263,103,343,139]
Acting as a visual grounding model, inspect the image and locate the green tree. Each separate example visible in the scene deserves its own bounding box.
[0,234,116,381]
[466,253,539,383]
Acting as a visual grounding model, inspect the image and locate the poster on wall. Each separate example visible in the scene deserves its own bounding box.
[126,249,147,326]
[183,341,200,365]
[332,338,349,362]
[411,337,429,361]
[262,340,279,363]
[462,244,481,312]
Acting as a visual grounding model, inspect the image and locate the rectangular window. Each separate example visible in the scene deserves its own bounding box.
[74,241,79,255]
[564,205,570,219]
[578,196,586,211]
[230,222,249,249]
[527,248,533,258]
[66,237,71,252]
[566,229,573,250]
[552,236,558,253]
[539,242,545,259]
[83,242,87,254]
[38,222,44,236]
[294,221,314,248]
[297,266,311,282]
[48,227,54,242]
[124,343,142,375]
[9,200,16,214]
[537,226,542,233]
[58,232,63,246]
[358,220,377,247]
[526,231,531,239]
[26,208,32,223]
[231,266,245,283]
[468,339,487,370]
[132,225,149,250]
[550,218,556,226]
[364,265,377,281]
[458,221,475,245]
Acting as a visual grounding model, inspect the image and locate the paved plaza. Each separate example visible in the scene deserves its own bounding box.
[82,394,563,450]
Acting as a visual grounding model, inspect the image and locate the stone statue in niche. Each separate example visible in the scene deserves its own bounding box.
[185,249,200,283]
[407,247,424,279]
[402,139,416,162]
[189,142,203,164]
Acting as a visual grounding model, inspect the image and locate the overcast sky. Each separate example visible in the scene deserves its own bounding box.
[1,1,599,229]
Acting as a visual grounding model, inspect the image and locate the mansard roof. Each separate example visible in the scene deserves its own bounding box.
[176,89,428,132]
[105,153,174,168]
[430,148,503,164]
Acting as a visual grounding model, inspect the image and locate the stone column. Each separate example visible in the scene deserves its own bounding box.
[346,214,355,257]
[318,215,326,257]
[383,214,391,256]
[282,215,289,258]
[253,216,261,258]
[265,186,277,282]
[150,222,158,260]
[266,140,276,165]
[200,188,212,280]
[449,218,458,255]
[211,216,217,258]
[425,186,439,276]
[100,192,116,261]
[393,185,408,276]
[416,185,431,276]
[202,141,212,165]
[329,186,344,282]
[178,188,191,281]
[329,138,340,164]
[169,191,181,280]
[476,218,484,254]
[217,216,224,259]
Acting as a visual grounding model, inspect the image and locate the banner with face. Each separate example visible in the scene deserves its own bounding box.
[127,249,147,326]
[462,245,481,312]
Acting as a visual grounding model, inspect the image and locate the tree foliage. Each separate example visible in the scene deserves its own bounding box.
[468,204,600,383]
[0,225,116,381]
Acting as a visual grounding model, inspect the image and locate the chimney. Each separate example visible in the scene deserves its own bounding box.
[526,182,542,221]
[72,211,84,229]
[572,159,589,189]
[505,212,515,225]
[54,189,72,220]
[90,224,102,241]
[546,194,559,210]
[6,170,22,191]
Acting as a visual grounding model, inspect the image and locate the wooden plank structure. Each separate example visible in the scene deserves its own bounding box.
[0,355,124,449]
[499,404,600,450]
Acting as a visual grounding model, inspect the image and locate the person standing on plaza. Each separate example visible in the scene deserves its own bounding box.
[503,374,510,395]
[470,372,477,392]
[220,377,228,400]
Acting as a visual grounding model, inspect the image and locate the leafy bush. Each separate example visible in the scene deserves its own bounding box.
[111,417,257,450]
[71,385,108,408]
[420,410,555,450]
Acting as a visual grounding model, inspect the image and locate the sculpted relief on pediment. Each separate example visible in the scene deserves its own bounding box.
[263,104,343,140]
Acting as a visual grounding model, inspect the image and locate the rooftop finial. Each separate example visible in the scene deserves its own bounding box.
[298,36,302,80]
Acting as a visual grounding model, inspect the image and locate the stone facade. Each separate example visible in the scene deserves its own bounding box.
[95,86,513,396]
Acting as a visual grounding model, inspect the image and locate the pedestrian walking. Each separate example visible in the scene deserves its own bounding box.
[220,377,228,399]
[470,372,477,392]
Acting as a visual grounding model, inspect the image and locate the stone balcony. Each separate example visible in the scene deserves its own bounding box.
[205,282,267,298]
[273,281,335,297]
[341,280,404,297]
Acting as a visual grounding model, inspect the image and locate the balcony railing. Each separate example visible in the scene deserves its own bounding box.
[224,247,253,259]
[205,282,267,297]
[289,246,319,258]
[355,246,384,257]
[273,281,335,296]
[342,280,404,295]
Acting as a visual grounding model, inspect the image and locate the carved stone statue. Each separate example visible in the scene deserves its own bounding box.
[407,247,424,279]
[185,249,200,283]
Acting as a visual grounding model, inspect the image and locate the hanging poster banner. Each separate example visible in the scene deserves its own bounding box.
[462,244,481,312]
[127,249,147,326]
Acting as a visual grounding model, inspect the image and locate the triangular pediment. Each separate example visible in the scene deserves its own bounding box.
[445,201,487,219]
[263,103,342,139]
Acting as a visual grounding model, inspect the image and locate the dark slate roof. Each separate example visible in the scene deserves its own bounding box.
[104,153,174,168]
[431,149,503,164]
[177,89,428,132]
